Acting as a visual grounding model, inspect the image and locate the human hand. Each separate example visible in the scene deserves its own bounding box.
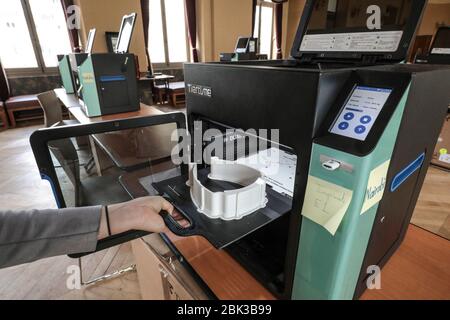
[98,196,177,239]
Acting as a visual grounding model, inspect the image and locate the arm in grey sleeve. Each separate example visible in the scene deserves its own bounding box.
[0,206,102,269]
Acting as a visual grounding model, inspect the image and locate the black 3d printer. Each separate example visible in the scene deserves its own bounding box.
[58,13,140,117]
[32,0,450,300]
[220,36,260,62]
[416,25,450,65]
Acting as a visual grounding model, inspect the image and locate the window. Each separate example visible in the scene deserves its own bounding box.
[0,0,71,74]
[148,0,190,68]
[253,0,275,59]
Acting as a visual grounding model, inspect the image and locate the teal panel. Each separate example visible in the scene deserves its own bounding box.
[78,57,102,117]
[292,85,411,300]
[58,56,75,94]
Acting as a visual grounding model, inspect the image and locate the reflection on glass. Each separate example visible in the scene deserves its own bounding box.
[0,0,38,68]
[48,124,177,208]
[307,0,413,32]
[29,0,72,67]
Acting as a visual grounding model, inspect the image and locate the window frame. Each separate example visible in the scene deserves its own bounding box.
[254,0,276,60]
[4,0,68,77]
[150,0,191,70]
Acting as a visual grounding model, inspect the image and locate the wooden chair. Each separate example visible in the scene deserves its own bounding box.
[5,94,42,128]
[0,101,8,131]
[37,91,79,127]
[155,82,186,107]
[167,82,186,107]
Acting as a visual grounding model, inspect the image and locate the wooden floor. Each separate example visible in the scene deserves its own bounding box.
[0,125,140,300]
[361,225,450,300]
[0,125,449,300]
[412,167,450,240]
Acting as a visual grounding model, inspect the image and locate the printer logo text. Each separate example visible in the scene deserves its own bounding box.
[187,84,212,98]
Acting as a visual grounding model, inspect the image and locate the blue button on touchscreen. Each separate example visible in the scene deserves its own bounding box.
[330,86,392,141]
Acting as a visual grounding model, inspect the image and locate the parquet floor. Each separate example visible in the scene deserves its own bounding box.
[0,126,141,300]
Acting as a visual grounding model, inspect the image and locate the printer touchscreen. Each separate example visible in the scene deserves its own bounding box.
[330,86,392,141]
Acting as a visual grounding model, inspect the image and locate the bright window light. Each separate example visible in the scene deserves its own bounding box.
[260,5,274,58]
[28,0,72,67]
[0,0,38,69]
[165,0,188,63]
[149,0,165,63]
[148,0,189,66]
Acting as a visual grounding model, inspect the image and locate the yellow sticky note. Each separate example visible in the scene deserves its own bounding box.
[301,175,353,236]
[440,148,448,156]
[82,72,95,84]
[361,160,390,215]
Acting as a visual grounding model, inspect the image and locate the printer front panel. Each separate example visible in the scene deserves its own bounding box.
[293,69,412,299]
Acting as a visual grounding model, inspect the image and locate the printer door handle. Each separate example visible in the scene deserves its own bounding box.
[160,211,197,237]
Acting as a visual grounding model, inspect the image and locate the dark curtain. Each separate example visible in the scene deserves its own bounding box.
[140,0,154,74]
[274,2,283,59]
[0,59,10,101]
[252,0,258,36]
[185,0,199,62]
[60,0,81,53]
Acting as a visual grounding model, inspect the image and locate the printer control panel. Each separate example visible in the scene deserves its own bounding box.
[330,86,393,141]
[316,70,411,156]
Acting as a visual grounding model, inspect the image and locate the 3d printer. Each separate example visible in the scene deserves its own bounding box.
[220,36,260,62]
[58,13,140,117]
[33,0,450,300]
[416,26,450,65]
[58,28,96,94]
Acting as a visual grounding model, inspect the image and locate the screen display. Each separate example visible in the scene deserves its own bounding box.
[330,86,392,141]
[431,28,450,55]
[116,16,135,53]
[85,29,96,54]
[299,0,413,53]
[236,38,249,53]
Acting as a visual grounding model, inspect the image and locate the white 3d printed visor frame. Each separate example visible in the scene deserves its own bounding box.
[189,157,268,221]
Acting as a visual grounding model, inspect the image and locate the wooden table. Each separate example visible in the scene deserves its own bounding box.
[55,88,165,124]
[121,166,450,300]
[54,88,178,174]
[141,74,176,104]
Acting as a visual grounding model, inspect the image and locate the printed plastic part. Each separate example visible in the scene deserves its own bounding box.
[189,158,268,221]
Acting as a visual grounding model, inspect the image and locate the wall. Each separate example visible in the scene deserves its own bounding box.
[74,0,149,72]
[418,3,450,35]
[284,0,307,58]
[198,0,254,62]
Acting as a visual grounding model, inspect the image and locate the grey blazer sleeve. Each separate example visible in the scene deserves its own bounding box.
[0,206,102,269]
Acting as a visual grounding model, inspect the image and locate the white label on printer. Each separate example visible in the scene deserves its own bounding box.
[300,31,403,52]
[431,48,450,55]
